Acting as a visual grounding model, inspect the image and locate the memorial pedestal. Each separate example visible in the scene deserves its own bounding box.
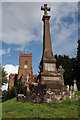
[40,4,66,93]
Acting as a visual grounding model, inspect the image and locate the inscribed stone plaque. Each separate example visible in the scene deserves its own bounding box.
[43,76,59,81]
[44,63,55,71]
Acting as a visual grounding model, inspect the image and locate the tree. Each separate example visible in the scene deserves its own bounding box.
[77,40,80,63]
[0,64,8,85]
[0,65,2,84]
[16,77,26,95]
[75,40,80,89]
[55,55,76,86]
[2,87,17,102]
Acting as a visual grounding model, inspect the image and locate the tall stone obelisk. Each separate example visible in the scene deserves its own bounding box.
[40,4,63,89]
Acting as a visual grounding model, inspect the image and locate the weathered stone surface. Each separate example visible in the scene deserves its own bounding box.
[17,94,25,102]
[58,66,65,85]
[42,76,59,81]
[74,80,78,91]
[40,4,64,90]
[44,63,56,72]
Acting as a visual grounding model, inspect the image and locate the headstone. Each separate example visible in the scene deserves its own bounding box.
[66,85,69,91]
[58,66,65,85]
[17,94,24,101]
[70,85,73,91]
[74,80,78,91]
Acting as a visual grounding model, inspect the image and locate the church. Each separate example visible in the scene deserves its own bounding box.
[8,52,36,89]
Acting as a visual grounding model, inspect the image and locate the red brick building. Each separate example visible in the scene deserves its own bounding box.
[8,74,17,89]
[8,52,33,89]
[18,52,33,82]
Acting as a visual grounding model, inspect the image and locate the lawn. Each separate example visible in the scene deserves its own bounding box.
[2,97,80,119]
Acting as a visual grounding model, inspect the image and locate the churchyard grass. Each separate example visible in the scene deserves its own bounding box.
[2,97,80,119]
[75,90,80,96]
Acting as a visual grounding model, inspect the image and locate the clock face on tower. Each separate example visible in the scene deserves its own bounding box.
[24,65,28,69]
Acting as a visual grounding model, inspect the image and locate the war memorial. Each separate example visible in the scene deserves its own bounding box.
[8,4,78,103]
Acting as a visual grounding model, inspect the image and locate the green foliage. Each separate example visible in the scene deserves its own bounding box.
[55,55,76,86]
[75,40,80,89]
[2,98,80,118]
[0,64,2,84]
[8,87,17,99]
[16,78,26,95]
[2,78,26,102]
[77,40,80,63]
[2,77,26,102]
[2,90,9,102]
[75,90,80,96]
[0,64,8,85]
[2,68,8,85]
[2,87,17,102]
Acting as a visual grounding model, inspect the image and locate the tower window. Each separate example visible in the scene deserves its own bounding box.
[24,61,28,69]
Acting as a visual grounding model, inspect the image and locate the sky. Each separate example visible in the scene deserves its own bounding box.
[78,1,80,39]
[0,1,79,77]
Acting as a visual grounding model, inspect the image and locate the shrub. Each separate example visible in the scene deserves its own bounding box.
[16,78,26,95]
[2,87,17,102]
[2,78,26,102]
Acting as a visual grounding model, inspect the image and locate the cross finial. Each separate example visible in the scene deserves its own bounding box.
[41,4,51,16]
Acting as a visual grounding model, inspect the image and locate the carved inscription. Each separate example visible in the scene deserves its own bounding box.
[44,63,55,71]
[43,76,59,81]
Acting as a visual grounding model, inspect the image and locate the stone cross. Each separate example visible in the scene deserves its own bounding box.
[41,4,51,16]
[58,66,65,85]
[74,80,78,91]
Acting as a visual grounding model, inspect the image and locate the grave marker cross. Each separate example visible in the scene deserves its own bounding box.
[41,4,51,16]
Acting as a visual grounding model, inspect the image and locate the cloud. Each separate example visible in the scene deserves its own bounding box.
[7,48,11,53]
[1,64,18,91]
[15,46,25,51]
[0,48,11,56]
[0,49,6,56]
[1,83,8,91]
[2,2,42,46]
[49,2,78,57]
[2,2,78,57]
[3,64,19,77]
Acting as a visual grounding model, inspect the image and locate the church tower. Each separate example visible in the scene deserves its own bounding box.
[40,4,63,89]
[18,52,33,82]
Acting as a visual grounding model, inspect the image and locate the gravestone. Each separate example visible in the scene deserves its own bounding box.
[74,80,78,91]
[70,85,73,91]
[67,85,69,91]
[58,66,65,85]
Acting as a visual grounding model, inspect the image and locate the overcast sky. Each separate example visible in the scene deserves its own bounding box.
[0,2,79,76]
